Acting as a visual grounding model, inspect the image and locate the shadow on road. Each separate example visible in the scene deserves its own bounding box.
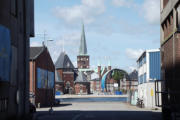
[55,103,72,107]
[34,110,162,120]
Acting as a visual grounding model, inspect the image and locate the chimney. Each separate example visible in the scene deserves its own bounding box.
[108,60,111,71]
[108,66,111,71]
[98,65,101,78]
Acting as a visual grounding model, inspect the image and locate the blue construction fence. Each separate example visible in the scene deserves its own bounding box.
[115,91,123,95]
[56,91,61,96]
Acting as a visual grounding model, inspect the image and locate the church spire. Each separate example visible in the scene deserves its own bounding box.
[79,23,87,55]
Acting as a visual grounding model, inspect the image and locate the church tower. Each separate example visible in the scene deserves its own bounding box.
[77,24,90,69]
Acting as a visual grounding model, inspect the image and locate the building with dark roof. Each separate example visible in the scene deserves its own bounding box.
[127,70,138,90]
[77,24,93,81]
[55,52,77,94]
[29,46,55,107]
[75,71,90,94]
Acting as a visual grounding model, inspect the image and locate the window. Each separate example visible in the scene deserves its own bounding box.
[143,73,147,83]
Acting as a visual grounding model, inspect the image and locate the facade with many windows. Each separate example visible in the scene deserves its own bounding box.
[137,49,161,84]
[137,49,161,108]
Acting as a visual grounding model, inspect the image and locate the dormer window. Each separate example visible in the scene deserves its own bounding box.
[67,62,70,68]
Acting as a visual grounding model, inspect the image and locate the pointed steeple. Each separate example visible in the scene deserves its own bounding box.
[79,24,87,55]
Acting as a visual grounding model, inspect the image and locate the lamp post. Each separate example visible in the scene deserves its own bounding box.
[45,39,54,106]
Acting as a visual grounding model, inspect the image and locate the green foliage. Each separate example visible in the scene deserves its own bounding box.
[112,70,124,81]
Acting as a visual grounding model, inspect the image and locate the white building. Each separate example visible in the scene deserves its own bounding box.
[137,49,161,108]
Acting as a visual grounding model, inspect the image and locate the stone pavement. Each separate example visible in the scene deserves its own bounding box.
[34,102,162,120]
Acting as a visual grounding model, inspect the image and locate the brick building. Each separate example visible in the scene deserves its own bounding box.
[29,46,55,107]
[55,52,77,94]
[75,72,90,94]
[55,70,64,94]
[77,24,93,81]
[90,73,100,93]
[0,0,34,119]
[160,0,180,119]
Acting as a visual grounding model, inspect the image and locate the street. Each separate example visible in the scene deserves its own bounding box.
[34,101,162,120]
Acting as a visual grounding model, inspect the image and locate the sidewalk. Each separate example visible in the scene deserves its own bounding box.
[56,94,128,99]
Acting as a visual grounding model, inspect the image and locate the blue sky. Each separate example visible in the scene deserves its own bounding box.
[30,0,160,72]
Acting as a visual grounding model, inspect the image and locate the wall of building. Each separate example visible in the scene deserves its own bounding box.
[161,1,180,118]
[149,52,161,80]
[138,51,160,84]
[138,82,161,108]
[63,72,75,94]
[90,80,100,93]
[77,56,89,69]
[137,53,147,84]
[75,83,90,94]
[0,0,34,119]
[30,49,55,107]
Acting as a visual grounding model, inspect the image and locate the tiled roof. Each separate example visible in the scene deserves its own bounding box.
[79,24,88,55]
[30,46,45,60]
[55,52,74,69]
[75,71,89,83]
[129,70,138,81]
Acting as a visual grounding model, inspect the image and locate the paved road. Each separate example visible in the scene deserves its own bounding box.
[34,102,162,120]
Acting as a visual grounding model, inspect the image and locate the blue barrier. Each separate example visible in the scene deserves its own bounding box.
[56,91,61,95]
[115,91,122,95]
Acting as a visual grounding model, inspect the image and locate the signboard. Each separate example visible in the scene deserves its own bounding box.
[0,25,11,81]
[151,88,154,96]
[114,83,118,88]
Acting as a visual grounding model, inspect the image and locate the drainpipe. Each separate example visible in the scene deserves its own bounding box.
[32,59,36,105]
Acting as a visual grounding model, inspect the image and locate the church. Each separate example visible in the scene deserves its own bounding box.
[55,24,91,95]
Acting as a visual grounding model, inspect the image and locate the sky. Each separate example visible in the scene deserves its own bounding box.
[30,0,160,73]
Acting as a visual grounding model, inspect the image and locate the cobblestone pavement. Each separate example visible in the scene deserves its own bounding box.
[34,102,162,120]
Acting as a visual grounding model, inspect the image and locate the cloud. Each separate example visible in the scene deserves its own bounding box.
[47,32,81,63]
[54,0,105,25]
[142,0,160,25]
[112,0,135,8]
[30,41,42,47]
[112,0,160,25]
[56,32,80,46]
[126,48,144,60]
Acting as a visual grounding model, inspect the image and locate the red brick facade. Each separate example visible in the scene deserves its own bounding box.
[77,56,90,69]
[29,48,55,107]
[63,72,75,94]
[75,83,90,94]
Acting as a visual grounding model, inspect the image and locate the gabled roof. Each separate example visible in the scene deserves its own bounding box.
[129,70,138,81]
[55,52,74,69]
[55,70,63,83]
[75,71,89,83]
[79,24,88,55]
[30,46,45,60]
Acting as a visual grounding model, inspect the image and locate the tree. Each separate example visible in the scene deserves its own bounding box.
[112,70,124,81]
